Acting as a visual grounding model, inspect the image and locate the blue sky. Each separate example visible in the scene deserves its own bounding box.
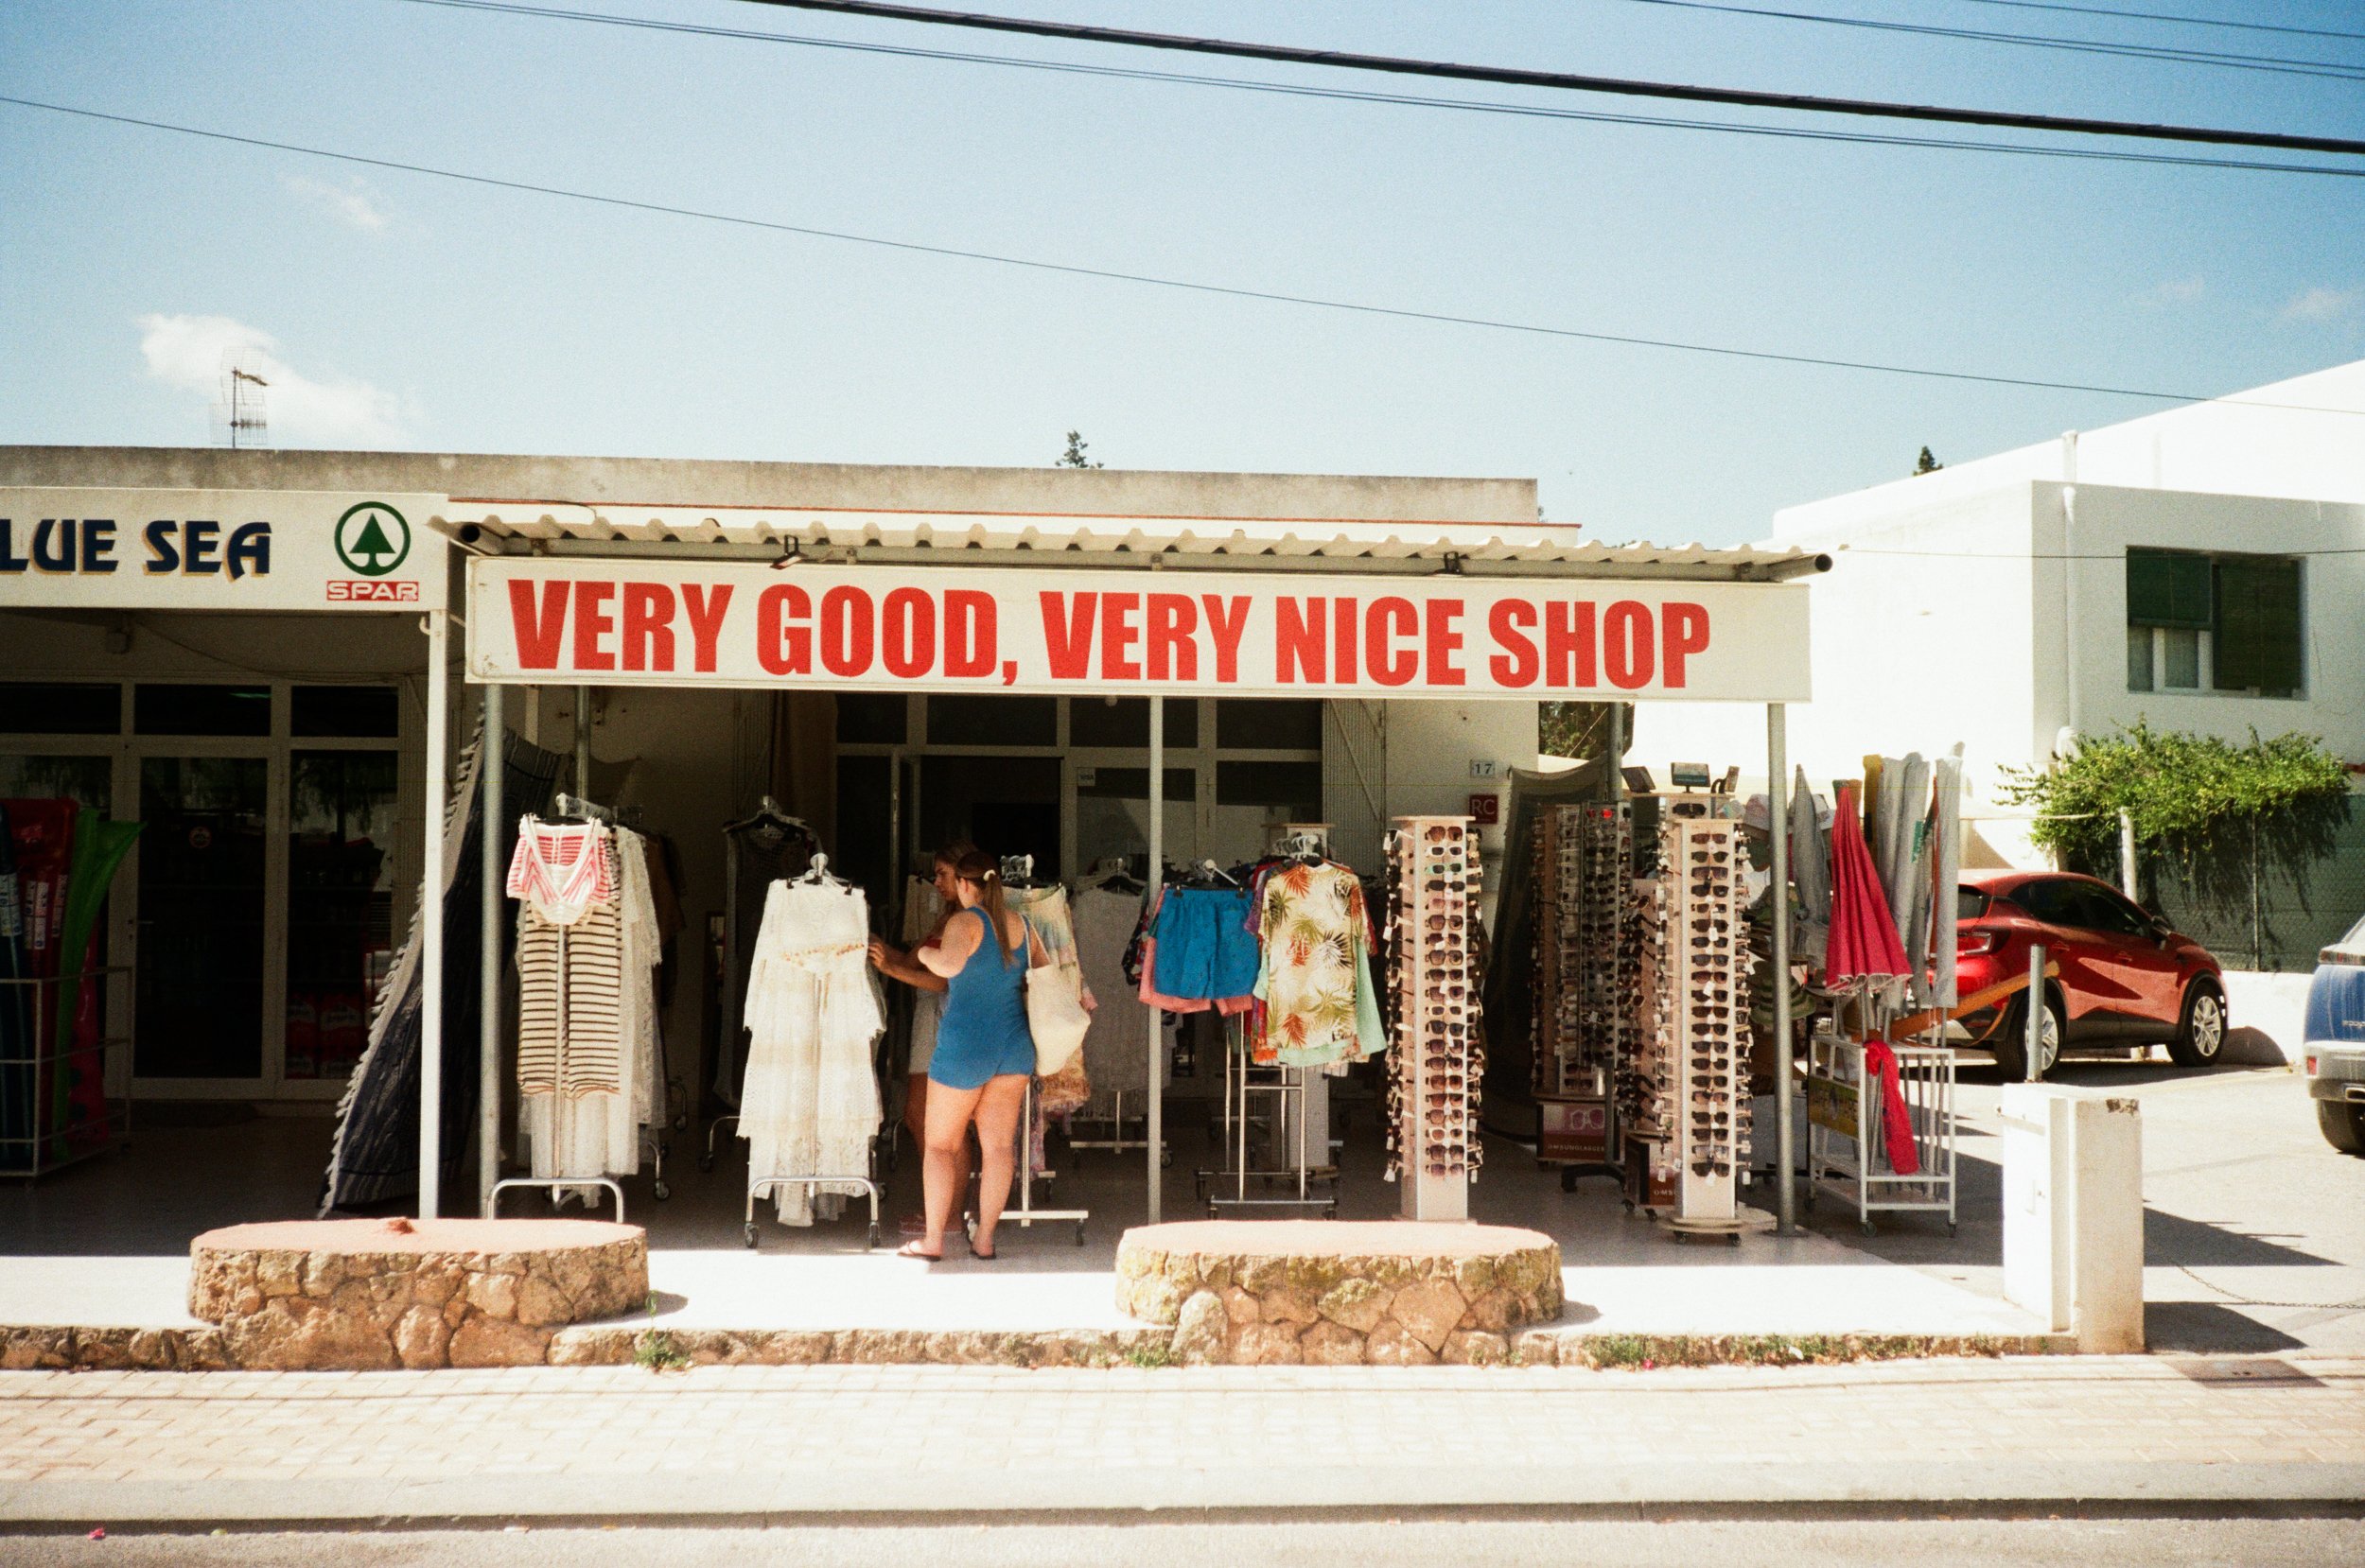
[1,0,2360,544]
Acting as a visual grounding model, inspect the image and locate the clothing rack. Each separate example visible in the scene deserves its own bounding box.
[488,798,645,1222]
[979,1077,1089,1245]
[1195,1016,1339,1218]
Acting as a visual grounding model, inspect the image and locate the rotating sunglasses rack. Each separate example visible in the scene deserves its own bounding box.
[1662,813,1750,1234]
[1385,814,1482,1223]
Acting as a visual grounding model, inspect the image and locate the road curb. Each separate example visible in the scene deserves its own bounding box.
[6,1461,2365,1525]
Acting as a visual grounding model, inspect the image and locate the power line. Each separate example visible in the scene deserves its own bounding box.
[729,0,2365,156]
[1618,0,2365,81]
[1953,0,2365,47]
[396,0,2365,180]
[4,92,2357,419]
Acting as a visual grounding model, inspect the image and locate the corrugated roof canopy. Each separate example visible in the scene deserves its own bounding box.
[433,502,1831,583]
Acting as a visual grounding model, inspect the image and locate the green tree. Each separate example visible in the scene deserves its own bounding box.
[1998,722,2352,950]
[1540,702,1633,762]
[1913,446,1943,475]
[1057,431,1102,469]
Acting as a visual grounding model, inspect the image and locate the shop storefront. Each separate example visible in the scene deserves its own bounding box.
[2,449,1829,1246]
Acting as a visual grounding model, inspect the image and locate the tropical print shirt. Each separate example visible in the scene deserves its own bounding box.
[1248,861,1384,1068]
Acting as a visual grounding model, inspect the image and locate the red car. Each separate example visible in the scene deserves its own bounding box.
[1953,870,2228,1078]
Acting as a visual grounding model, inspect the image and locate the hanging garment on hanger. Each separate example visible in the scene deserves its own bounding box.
[514,824,639,1184]
[1009,883,1093,1119]
[716,817,817,1104]
[1150,884,1260,1003]
[505,816,613,925]
[1247,861,1383,1068]
[614,827,667,1131]
[900,875,950,1078]
[1073,882,1159,1098]
[739,878,883,1225]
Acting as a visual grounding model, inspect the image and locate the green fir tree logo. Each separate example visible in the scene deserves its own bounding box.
[335,502,411,577]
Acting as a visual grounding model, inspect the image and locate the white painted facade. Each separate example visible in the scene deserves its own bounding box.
[1638,359,2365,869]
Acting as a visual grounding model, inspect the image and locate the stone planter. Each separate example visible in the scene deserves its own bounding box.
[1115,1220,1564,1366]
[187,1218,647,1369]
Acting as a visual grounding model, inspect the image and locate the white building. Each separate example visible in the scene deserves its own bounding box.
[1640,359,2365,892]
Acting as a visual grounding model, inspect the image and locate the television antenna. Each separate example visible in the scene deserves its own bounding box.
[214,354,270,448]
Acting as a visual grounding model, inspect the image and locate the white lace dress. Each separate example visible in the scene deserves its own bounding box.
[739,880,885,1225]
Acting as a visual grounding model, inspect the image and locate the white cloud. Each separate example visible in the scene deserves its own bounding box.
[283,174,389,233]
[136,313,415,447]
[2280,286,2359,323]
[2137,275,2204,307]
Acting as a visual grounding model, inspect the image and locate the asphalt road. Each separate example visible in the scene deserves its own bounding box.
[1792,1057,2365,1354]
[7,1518,2361,1568]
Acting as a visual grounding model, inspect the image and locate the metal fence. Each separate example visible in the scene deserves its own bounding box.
[2146,810,2365,973]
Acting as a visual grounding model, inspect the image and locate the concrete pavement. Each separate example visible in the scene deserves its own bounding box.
[3,1353,2361,1524]
[6,1520,2365,1568]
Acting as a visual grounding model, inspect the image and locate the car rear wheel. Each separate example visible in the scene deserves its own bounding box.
[2165,982,2227,1069]
[1993,991,2062,1081]
[2321,1100,2365,1157]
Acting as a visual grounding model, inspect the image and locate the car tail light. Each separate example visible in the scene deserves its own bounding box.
[2306,1054,2319,1077]
[1958,929,2005,955]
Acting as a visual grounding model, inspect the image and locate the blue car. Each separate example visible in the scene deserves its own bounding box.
[2306,911,2365,1156]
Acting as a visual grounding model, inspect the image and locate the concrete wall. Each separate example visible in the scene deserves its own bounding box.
[0,446,1538,526]
[1769,358,2365,540]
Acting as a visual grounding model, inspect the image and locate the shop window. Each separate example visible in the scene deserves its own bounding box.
[1216,698,1323,751]
[0,755,113,811]
[1216,759,1323,815]
[284,751,398,1080]
[833,754,896,894]
[926,695,1056,747]
[835,693,908,745]
[291,685,399,739]
[0,681,121,736]
[133,684,272,737]
[1068,697,1199,749]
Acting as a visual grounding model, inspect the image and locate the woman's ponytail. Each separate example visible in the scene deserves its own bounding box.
[952,850,1014,967]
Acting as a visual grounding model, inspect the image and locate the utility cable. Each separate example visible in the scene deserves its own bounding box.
[5,91,2359,417]
[1617,0,2365,82]
[728,0,2365,157]
[397,0,2365,180]
[1955,0,2365,48]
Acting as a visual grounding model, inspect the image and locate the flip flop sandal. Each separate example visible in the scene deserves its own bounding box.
[895,1240,943,1262]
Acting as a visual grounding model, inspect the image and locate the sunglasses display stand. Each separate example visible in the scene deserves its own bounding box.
[1661,814,1750,1240]
[1533,804,1629,1189]
[1386,814,1480,1223]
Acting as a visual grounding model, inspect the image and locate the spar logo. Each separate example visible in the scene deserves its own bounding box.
[335,502,411,575]
[327,501,419,601]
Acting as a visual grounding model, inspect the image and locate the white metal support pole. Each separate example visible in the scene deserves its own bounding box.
[2026,944,2049,1082]
[419,609,450,1219]
[1769,703,1796,1235]
[478,680,503,1213]
[1146,694,1165,1225]
[2118,810,2138,899]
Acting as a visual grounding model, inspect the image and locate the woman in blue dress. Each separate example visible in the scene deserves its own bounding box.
[898,850,1038,1261]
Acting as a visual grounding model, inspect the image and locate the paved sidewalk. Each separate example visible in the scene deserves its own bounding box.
[2,1354,2360,1523]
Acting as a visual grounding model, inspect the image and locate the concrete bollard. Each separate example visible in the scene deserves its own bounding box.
[2000,1085,2145,1353]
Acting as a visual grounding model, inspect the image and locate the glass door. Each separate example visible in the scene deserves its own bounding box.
[133,756,270,1082]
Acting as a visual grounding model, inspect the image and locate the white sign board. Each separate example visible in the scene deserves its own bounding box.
[466,560,1810,701]
[0,488,448,611]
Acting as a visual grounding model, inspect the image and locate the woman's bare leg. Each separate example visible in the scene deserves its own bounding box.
[918,1080,986,1258]
[969,1073,1031,1257]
